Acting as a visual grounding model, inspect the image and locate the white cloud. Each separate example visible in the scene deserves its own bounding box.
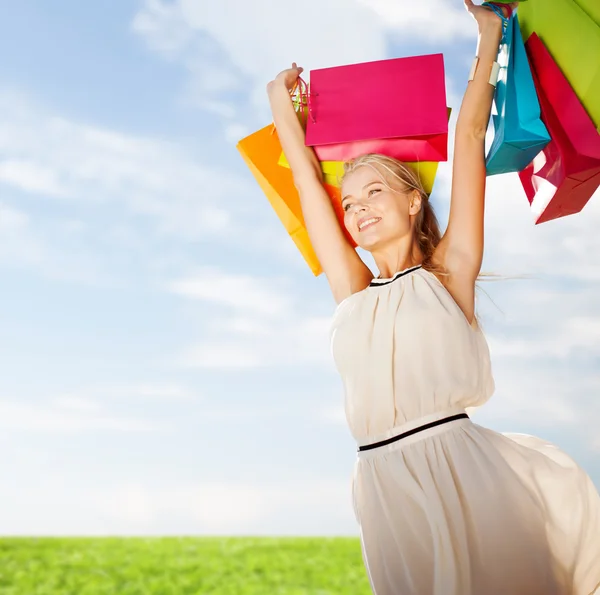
[53,383,199,402]
[53,395,102,413]
[167,267,336,369]
[177,313,333,370]
[224,122,250,145]
[130,0,193,55]
[468,276,600,452]
[132,0,475,94]
[0,203,29,231]
[125,384,196,400]
[489,316,600,359]
[358,0,473,40]
[0,400,167,434]
[132,0,386,118]
[0,202,46,270]
[0,159,67,197]
[0,202,118,285]
[0,90,241,241]
[167,267,293,318]
[178,343,265,369]
[320,404,348,425]
[0,478,355,535]
[476,359,583,424]
[0,88,287,285]
[168,266,334,369]
[481,279,600,361]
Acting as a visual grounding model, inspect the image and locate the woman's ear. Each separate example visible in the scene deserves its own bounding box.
[409,190,422,216]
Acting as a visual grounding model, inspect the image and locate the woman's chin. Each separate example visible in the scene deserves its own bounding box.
[355,233,382,252]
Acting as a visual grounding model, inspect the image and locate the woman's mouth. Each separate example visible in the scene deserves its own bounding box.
[358,217,381,232]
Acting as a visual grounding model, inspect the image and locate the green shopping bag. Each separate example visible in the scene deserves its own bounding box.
[518,0,600,129]
[572,0,600,26]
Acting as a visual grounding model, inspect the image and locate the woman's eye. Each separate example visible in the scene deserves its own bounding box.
[343,203,352,212]
[368,188,381,197]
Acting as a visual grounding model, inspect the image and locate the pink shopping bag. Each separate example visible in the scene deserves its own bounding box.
[304,54,449,162]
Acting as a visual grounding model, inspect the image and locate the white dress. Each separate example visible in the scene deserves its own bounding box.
[331,265,600,595]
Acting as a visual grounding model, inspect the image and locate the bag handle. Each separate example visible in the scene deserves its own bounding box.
[291,76,316,124]
[482,2,512,44]
[270,76,316,135]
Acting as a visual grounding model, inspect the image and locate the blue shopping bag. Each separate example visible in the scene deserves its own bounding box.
[486,13,551,176]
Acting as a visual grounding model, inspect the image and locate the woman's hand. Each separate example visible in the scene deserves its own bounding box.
[464,0,518,31]
[267,62,304,95]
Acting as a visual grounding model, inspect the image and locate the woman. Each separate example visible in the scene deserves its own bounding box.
[267,1,600,593]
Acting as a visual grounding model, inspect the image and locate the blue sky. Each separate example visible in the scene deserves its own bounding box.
[1,0,599,536]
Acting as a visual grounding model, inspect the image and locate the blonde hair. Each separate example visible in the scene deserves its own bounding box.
[341,154,443,274]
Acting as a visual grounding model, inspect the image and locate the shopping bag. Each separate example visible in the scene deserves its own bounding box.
[280,107,451,192]
[518,33,600,223]
[486,13,550,175]
[304,54,449,162]
[236,124,355,276]
[319,160,441,196]
[572,0,600,26]
[277,152,441,195]
[276,151,339,187]
[518,0,600,129]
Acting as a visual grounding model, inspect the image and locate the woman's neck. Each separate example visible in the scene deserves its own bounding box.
[372,242,423,279]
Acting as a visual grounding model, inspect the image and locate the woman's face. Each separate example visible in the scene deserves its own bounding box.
[341,164,421,251]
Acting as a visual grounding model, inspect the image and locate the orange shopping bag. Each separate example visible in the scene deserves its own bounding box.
[236,124,354,276]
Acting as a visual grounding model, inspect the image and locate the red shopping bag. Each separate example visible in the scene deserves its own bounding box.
[304,54,449,162]
[518,33,600,224]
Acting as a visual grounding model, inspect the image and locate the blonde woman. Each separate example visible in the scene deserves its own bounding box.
[267,1,600,593]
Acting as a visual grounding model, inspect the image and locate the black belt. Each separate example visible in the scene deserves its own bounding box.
[358,413,469,452]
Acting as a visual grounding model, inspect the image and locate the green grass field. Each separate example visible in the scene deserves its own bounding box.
[0,537,371,594]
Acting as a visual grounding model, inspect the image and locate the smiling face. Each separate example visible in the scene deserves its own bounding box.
[341,162,422,252]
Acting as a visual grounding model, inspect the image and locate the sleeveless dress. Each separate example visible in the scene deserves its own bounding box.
[330,265,600,595]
